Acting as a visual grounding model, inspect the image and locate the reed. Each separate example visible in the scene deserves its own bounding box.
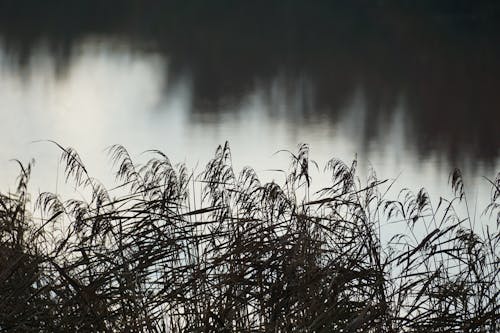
[0,142,498,332]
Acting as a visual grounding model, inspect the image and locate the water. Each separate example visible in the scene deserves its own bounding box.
[0,2,498,222]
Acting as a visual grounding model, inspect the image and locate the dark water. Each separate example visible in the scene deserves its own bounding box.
[0,1,499,213]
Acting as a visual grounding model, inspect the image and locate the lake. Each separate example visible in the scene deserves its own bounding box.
[0,1,498,221]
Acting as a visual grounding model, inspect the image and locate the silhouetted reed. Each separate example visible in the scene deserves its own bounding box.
[1,143,498,332]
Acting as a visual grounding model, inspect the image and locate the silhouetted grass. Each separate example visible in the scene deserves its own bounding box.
[1,142,498,332]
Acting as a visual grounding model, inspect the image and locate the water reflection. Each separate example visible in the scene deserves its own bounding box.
[0,1,498,205]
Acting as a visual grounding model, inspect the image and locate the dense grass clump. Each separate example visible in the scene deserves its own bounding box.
[1,143,498,332]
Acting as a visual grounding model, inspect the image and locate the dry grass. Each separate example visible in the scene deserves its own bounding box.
[1,142,498,332]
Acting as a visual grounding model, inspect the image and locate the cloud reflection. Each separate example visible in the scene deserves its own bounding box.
[0,1,498,169]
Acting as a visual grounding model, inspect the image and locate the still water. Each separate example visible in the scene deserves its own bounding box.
[0,2,498,221]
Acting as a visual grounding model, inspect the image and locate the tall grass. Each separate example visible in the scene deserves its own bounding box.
[1,142,498,332]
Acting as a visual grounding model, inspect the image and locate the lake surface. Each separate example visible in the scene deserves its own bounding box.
[0,1,499,219]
